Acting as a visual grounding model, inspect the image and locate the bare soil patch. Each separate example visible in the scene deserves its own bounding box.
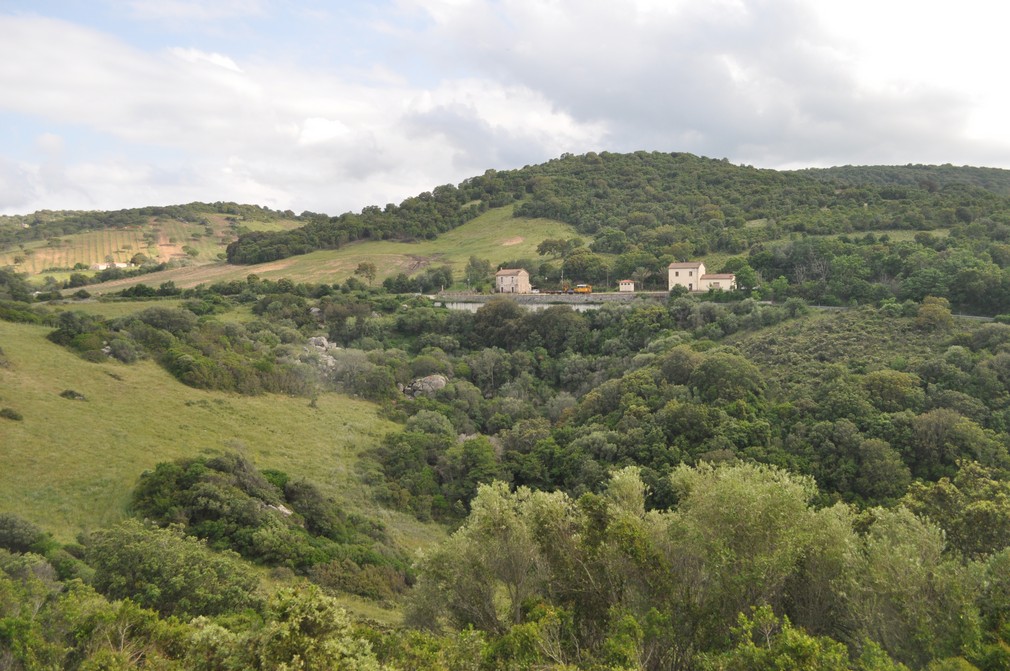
[156,231,186,261]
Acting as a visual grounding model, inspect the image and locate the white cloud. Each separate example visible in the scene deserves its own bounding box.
[169,47,244,73]
[401,0,1010,168]
[125,0,266,21]
[0,158,35,211]
[296,118,352,145]
[1,1,1010,215]
[0,10,610,214]
[36,133,64,153]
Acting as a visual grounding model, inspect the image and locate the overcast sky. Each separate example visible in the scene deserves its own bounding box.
[2,0,1009,216]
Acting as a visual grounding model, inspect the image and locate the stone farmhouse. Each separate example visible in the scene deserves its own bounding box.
[668,262,736,292]
[495,268,531,294]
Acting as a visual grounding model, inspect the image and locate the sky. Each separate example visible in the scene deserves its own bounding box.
[2,0,1009,216]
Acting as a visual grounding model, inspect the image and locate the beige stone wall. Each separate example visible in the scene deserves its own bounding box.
[496,270,531,293]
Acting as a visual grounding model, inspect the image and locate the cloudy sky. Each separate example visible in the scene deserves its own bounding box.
[2,0,1009,216]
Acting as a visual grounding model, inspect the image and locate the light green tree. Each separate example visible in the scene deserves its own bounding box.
[841,507,982,668]
[464,256,493,291]
[354,261,377,286]
[253,586,381,671]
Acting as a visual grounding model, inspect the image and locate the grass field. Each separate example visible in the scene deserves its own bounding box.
[0,211,303,278]
[0,321,438,555]
[46,298,187,319]
[76,206,937,297]
[44,298,259,324]
[83,206,582,293]
[1,229,153,275]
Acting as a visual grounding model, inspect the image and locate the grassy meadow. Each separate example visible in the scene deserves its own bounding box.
[47,298,187,319]
[0,320,437,553]
[76,206,580,293]
[43,298,260,323]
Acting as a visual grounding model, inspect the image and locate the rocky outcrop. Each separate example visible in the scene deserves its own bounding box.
[402,374,448,398]
[303,336,343,372]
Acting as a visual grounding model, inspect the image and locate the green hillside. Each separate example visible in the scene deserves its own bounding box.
[224,152,1010,267]
[5,153,1010,669]
[0,319,434,547]
[80,205,579,294]
[13,153,1010,304]
[0,202,303,280]
[794,163,1010,194]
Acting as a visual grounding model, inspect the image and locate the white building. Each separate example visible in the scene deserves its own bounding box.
[668,261,736,292]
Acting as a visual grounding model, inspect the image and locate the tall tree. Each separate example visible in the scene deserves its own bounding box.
[354,261,377,286]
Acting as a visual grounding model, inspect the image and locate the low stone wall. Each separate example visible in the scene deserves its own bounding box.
[433,291,669,305]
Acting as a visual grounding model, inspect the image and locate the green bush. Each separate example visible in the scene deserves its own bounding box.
[85,520,260,618]
[0,513,46,553]
[0,407,22,421]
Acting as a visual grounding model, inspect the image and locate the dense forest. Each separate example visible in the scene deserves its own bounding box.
[223,152,1010,265]
[4,154,1010,669]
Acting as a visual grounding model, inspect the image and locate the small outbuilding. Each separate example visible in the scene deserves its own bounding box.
[618,279,635,292]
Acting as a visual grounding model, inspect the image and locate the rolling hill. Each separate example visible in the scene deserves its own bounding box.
[0,319,437,553]
[5,152,1010,667]
[0,202,303,280]
[69,205,580,294]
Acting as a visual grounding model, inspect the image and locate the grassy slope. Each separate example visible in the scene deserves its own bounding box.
[0,321,438,555]
[2,212,303,280]
[41,298,262,324]
[50,298,187,319]
[83,206,580,293]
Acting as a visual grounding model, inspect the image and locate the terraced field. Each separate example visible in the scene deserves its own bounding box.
[0,211,303,278]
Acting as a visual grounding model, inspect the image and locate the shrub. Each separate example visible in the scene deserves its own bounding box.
[307,557,408,601]
[85,519,261,618]
[0,407,22,421]
[108,338,141,363]
[0,514,47,553]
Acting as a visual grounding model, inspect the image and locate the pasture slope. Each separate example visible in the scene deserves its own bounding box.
[0,209,303,280]
[0,320,438,556]
[77,205,581,293]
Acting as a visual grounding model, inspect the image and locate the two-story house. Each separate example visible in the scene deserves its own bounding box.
[495,268,531,294]
[668,262,736,292]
